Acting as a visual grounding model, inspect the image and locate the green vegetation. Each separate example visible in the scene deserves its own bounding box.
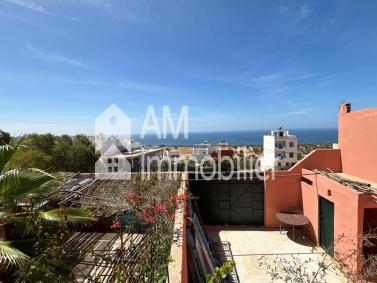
[206,260,236,283]
[0,136,95,282]
[1,131,99,173]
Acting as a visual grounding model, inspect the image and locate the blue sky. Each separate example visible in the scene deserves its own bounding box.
[1,0,377,135]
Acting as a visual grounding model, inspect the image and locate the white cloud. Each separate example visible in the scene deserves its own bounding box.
[4,0,80,21]
[26,45,92,69]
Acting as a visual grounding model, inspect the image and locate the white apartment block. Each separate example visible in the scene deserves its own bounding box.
[163,148,181,163]
[261,128,297,171]
[192,140,230,162]
[192,141,216,162]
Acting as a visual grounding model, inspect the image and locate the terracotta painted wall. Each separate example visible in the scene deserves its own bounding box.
[339,104,377,183]
[301,169,377,271]
[264,171,302,227]
[264,149,342,227]
[301,169,359,244]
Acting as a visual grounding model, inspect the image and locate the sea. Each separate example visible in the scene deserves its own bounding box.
[133,128,338,146]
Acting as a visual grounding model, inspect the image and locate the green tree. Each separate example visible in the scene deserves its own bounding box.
[69,135,98,172]
[51,135,73,171]
[8,148,51,170]
[28,133,55,155]
[9,134,99,173]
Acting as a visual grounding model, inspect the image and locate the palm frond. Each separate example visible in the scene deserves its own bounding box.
[0,168,55,199]
[0,240,30,270]
[39,207,95,226]
[0,136,27,173]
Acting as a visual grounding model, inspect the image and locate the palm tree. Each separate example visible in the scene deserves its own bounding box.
[0,136,94,279]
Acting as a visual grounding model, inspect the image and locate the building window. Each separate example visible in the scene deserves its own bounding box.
[289,152,294,158]
[276,152,286,159]
[108,158,112,163]
[108,167,112,173]
[275,141,286,149]
[278,162,281,167]
[289,142,294,147]
[114,158,119,163]
[114,167,118,172]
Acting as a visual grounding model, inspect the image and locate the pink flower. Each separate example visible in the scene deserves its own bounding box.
[110,221,121,229]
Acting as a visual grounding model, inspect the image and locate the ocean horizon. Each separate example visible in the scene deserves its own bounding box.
[133,128,338,146]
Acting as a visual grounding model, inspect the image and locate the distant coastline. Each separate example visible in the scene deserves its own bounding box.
[134,128,338,146]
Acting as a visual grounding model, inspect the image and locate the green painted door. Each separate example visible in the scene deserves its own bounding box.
[319,197,334,256]
[189,180,264,225]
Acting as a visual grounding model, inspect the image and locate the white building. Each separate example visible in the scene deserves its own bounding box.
[261,128,297,171]
[192,141,217,162]
[102,147,163,172]
[191,140,230,162]
[95,134,163,172]
[163,148,181,163]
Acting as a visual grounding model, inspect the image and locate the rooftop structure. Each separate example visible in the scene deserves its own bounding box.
[263,103,377,276]
[186,103,377,281]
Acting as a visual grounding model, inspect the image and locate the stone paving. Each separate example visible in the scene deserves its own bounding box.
[205,226,347,283]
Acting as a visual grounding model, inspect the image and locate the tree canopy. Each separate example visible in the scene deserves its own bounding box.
[8,133,99,173]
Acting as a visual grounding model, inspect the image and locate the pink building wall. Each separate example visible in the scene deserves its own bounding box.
[339,104,377,183]
[301,168,377,271]
[264,149,342,227]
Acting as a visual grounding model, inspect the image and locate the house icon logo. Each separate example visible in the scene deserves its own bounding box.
[95,104,132,180]
[95,104,132,153]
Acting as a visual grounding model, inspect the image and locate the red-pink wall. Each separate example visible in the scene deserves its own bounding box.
[339,104,377,183]
[264,149,342,227]
[301,169,359,251]
[301,168,377,272]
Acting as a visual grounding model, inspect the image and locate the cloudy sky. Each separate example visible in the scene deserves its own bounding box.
[1,0,377,135]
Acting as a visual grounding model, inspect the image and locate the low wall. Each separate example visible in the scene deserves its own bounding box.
[168,174,188,283]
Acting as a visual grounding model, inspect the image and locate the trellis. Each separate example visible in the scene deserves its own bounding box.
[53,173,181,217]
[52,173,182,282]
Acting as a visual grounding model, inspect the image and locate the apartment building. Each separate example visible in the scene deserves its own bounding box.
[261,128,297,170]
[191,141,216,162]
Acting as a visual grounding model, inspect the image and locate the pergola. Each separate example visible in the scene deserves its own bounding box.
[50,173,182,282]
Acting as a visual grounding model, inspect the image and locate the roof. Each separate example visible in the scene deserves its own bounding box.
[313,170,377,202]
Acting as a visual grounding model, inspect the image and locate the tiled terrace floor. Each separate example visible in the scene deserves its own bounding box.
[205,226,347,283]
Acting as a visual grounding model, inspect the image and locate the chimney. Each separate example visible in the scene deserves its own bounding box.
[340,103,351,114]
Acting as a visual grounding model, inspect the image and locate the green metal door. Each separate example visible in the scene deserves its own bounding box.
[189,179,264,225]
[319,197,334,256]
